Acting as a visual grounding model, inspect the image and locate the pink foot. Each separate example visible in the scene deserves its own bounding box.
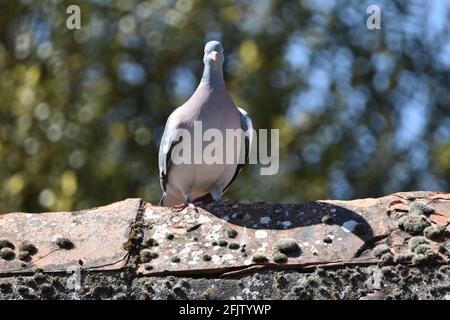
[172,202,198,212]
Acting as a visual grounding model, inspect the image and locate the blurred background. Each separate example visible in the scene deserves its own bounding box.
[0,0,449,213]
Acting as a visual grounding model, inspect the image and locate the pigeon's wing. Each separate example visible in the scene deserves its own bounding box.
[158,116,182,193]
[222,107,254,194]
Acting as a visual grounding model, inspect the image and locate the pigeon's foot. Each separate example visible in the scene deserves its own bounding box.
[172,202,198,212]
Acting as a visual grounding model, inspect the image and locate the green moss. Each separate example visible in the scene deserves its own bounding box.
[139,249,158,263]
[412,250,439,266]
[123,228,143,251]
[218,239,228,247]
[413,243,432,255]
[38,283,55,298]
[405,195,416,201]
[393,253,414,264]
[412,254,427,265]
[272,252,288,263]
[0,247,15,260]
[170,256,180,263]
[425,250,439,261]
[0,238,14,250]
[398,214,430,235]
[321,215,334,225]
[273,238,300,255]
[437,243,449,255]
[226,228,238,239]
[33,273,47,283]
[252,253,268,263]
[372,244,390,258]
[165,233,174,240]
[423,226,445,240]
[18,250,31,262]
[408,236,429,252]
[18,241,38,255]
[381,266,394,275]
[143,237,158,247]
[378,253,394,266]
[202,254,212,261]
[410,202,434,215]
[228,243,239,250]
[55,237,74,250]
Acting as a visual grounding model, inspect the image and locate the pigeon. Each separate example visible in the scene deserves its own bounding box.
[158,40,253,210]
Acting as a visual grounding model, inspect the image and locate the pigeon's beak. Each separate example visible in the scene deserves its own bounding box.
[210,51,219,62]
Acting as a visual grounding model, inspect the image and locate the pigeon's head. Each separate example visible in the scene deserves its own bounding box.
[203,40,224,66]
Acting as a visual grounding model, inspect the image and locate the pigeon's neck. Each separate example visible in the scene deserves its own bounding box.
[200,64,225,88]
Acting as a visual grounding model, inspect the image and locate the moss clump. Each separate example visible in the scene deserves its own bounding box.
[0,238,14,250]
[413,243,432,255]
[0,248,15,260]
[272,252,288,264]
[423,226,445,240]
[273,238,300,255]
[372,244,390,258]
[438,243,449,255]
[139,249,158,263]
[394,253,414,264]
[33,273,47,284]
[18,241,38,255]
[18,251,31,262]
[410,202,434,215]
[38,283,55,299]
[122,227,143,251]
[380,266,394,275]
[202,254,212,261]
[321,215,334,225]
[228,243,239,250]
[405,195,416,201]
[408,236,429,252]
[398,214,430,235]
[252,253,268,263]
[226,228,238,239]
[170,256,180,263]
[412,254,427,266]
[425,250,439,260]
[218,239,228,247]
[413,250,439,266]
[378,253,394,266]
[55,237,75,250]
[143,237,158,247]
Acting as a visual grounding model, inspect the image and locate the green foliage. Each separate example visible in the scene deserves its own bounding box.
[0,1,449,212]
[273,238,300,255]
[408,236,429,252]
[398,214,430,235]
[252,253,268,263]
[139,249,158,263]
[18,241,38,255]
[372,244,390,258]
